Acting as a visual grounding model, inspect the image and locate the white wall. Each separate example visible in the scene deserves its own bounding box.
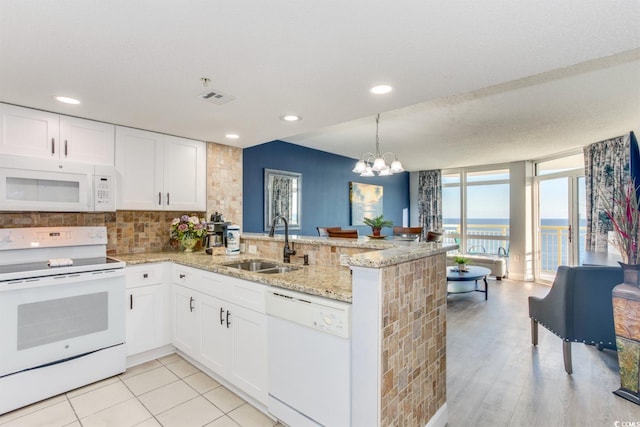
[508,161,534,281]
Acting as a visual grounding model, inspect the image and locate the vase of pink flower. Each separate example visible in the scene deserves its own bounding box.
[605,179,640,405]
[171,215,206,252]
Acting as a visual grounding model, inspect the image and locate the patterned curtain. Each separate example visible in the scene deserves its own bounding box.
[271,175,292,220]
[584,135,629,252]
[417,170,442,239]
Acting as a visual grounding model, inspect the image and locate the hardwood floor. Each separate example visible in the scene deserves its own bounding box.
[446,277,640,426]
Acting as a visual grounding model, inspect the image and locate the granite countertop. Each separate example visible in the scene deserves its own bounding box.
[114,251,354,302]
[243,232,456,268]
[115,237,457,303]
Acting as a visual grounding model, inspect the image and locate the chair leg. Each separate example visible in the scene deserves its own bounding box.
[531,319,538,345]
[563,341,573,374]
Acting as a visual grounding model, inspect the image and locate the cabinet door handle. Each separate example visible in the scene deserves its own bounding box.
[51,138,55,155]
[64,140,68,157]
[166,192,170,206]
[226,310,231,328]
[220,307,225,325]
[179,273,186,279]
[189,296,195,312]
[129,294,133,310]
[158,192,162,205]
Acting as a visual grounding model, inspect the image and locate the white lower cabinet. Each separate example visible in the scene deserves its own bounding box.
[125,264,170,357]
[171,265,268,405]
[227,302,267,402]
[200,295,229,372]
[172,284,201,356]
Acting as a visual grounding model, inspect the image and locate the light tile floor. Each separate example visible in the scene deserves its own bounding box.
[0,354,282,427]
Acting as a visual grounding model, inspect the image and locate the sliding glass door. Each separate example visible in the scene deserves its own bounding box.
[535,155,585,282]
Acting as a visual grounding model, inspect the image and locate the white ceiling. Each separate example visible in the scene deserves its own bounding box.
[1,1,639,171]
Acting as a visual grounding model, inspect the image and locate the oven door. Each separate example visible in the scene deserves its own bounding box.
[0,269,125,377]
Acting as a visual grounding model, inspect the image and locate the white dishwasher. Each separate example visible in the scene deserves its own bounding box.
[266,287,351,427]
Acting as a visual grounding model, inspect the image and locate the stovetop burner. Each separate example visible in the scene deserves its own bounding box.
[0,226,125,283]
[0,257,122,276]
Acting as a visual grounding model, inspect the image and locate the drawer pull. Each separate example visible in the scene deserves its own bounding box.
[143,273,149,279]
[179,273,186,279]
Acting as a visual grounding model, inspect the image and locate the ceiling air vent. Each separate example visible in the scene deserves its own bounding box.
[197,89,236,105]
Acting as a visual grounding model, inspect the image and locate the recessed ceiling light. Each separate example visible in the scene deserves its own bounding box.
[369,85,393,95]
[225,133,239,139]
[54,96,81,105]
[281,115,301,122]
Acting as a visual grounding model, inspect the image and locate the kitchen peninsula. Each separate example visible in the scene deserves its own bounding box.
[116,233,454,427]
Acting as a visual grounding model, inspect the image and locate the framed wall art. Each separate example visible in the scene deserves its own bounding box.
[350,182,383,225]
[264,168,302,231]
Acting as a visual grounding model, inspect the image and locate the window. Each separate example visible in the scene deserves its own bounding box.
[442,168,510,255]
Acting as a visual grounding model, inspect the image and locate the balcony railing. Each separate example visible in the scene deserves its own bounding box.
[443,222,587,275]
[443,224,509,255]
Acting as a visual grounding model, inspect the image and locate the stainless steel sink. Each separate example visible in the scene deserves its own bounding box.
[224,260,278,271]
[257,266,299,274]
[223,260,299,274]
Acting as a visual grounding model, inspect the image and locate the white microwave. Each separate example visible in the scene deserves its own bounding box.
[0,155,116,212]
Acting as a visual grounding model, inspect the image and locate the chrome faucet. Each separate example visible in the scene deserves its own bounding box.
[268,215,296,263]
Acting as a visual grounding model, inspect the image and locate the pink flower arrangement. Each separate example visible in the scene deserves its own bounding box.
[170,214,206,241]
[603,179,640,264]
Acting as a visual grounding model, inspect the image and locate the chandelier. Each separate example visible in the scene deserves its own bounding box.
[352,114,404,176]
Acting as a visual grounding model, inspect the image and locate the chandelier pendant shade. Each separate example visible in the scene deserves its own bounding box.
[352,113,404,176]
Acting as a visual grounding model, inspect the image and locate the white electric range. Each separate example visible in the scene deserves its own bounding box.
[0,226,126,414]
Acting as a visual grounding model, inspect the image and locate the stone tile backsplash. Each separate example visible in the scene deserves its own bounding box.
[0,210,204,254]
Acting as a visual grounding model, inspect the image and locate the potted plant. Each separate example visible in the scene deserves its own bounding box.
[453,255,470,272]
[363,215,393,237]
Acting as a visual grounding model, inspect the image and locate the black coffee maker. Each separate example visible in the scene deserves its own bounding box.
[204,212,231,254]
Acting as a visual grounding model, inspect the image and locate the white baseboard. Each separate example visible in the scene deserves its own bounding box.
[126,344,175,368]
[425,403,447,427]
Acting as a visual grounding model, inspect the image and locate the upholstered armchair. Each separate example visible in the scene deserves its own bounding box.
[528,265,623,374]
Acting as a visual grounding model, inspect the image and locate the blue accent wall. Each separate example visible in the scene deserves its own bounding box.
[243,140,410,237]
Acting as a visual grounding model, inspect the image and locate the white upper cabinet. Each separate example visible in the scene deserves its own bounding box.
[59,116,115,165]
[0,104,58,158]
[115,126,206,211]
[0,103,115,165]
[163,135,206,211]
[115,127,164,210]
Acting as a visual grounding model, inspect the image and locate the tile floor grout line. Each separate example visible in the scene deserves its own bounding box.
[1,354,280,427]
[117,372,167,427]
[63,393,82,427]
[122,360,232,427]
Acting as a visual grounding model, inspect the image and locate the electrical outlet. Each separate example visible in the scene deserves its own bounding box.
[248,245,257,254]
[339,254,350,266]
